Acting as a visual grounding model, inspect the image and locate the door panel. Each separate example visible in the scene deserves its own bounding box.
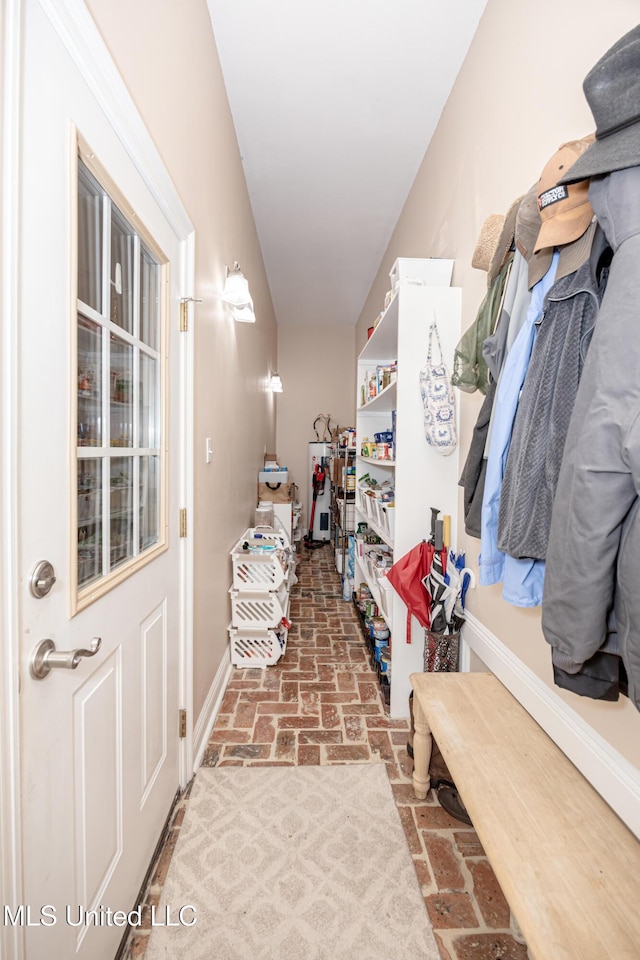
[73,654,122,923]
[141,600,168,801]
[18,3,183,957]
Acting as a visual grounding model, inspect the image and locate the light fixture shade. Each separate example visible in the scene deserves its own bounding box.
[221,272,251,307]
[269,373,283,393]
[221,262,256,322]
[231,303,256,323]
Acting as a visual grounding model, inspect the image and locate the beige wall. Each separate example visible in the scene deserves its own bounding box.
[356,0,640,767]
[276,324,356,530]
[86,0,278,721]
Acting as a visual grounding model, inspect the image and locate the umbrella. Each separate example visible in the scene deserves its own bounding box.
[386,538,435,644]
[423,519,449,634]
[439,552,474,634]
[386,508,443,643]
[422,528,475,673]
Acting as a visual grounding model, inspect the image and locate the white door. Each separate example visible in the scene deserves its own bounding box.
[16,3,187,958]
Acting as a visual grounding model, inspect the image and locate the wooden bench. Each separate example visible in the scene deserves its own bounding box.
[410,671,640,960]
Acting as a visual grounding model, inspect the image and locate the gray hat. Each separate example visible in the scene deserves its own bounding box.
[559,25,640,184]
[514,183,553,289]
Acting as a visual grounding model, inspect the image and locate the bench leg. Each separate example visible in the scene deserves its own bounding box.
[510,910,530,953]
[412,694,432,800]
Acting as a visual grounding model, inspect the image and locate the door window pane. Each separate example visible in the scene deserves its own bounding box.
[139,353,159,448]
[110,457,134,570]
[110,206,134,334]
[140,246,160,350]
[110,334,133,448]
[78,460,102,588]
[139,456,159,552]
[77,165,103,312]
[78,316,102,447]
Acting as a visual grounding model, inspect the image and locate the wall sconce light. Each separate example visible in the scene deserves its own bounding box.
[269,372,283,393]
[221,261,255,323]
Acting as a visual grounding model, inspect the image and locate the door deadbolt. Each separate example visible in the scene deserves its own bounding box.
[30,561,57,599]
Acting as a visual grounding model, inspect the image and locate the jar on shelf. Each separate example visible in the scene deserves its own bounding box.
[361,437,373,458]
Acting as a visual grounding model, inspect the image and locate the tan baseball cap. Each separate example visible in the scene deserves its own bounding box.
[533,136,595,253]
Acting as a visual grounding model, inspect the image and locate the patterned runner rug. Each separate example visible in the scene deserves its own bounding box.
[144,763,440,960]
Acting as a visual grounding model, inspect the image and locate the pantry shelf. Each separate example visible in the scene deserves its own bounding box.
[354,552,393,631]
[355,263,461,718]
[357,456,396,467]
[357,381,397,413]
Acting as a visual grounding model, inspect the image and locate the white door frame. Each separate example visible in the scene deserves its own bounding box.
[1,3,26,958]
[0,2,195,957]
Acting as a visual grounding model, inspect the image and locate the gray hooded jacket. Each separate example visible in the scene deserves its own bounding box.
[542,167,640,710]
[497,226,610,560]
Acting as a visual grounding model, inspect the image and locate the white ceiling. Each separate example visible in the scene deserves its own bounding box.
[206,0,488,327]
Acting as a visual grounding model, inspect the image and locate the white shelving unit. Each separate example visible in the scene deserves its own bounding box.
[355,271,461,717]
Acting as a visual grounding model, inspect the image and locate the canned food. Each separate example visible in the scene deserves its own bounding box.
[371,616,390,640]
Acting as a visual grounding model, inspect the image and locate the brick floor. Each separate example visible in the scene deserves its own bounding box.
[121,543,524,960]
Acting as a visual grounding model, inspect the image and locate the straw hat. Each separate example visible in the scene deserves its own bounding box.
[472,214,505,273]
[487,195,523,286]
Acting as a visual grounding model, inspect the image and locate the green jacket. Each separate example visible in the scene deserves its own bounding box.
[451,256,512,395]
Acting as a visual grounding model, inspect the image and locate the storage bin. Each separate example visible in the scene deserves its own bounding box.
[371,498,386,529]
[381,504,395,539]
[389,257,454,290]
[228,624,287,668]
[237,525,289,546]
[258,470,288,483]
[362,491,377,523]
[377,575,394,625]
[229,584,289,629]
[257,481,294,503]
[230,528,290,591]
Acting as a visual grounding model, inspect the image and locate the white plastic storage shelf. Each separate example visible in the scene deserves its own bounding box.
[228,525,292,669]
[231,527,290,591]
[228,623,288,668]
[229,584,289,630]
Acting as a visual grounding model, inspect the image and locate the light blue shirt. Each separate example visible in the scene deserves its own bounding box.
[479,251,560,606]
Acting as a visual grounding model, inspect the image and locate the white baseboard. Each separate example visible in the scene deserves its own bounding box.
[462,612,640,841]
[191,653,233,772]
